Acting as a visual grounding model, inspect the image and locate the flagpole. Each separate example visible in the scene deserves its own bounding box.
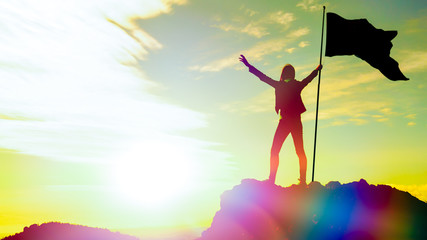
[312,6,326,182]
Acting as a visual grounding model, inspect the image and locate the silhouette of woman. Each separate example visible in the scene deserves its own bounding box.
[239,55,322,185]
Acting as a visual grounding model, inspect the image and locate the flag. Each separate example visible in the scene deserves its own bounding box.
[325,12,408,81]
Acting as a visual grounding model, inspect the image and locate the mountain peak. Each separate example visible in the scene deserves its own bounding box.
[2,222,138,240]
[199,179,427,240]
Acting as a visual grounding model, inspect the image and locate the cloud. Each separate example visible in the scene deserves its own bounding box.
[269,11,296,28]
[300,66,399,125]
[211,21,269,38]
[301,100,392,126]
[189,56,237,72]
[211,9,295,38]
[296,0,323,12]
[286,48,296,53]
[221,90,274,114]
[298,41,310,48]
[405,114,416,119]
[212,23,236,32]
[241,22,270,38]
[403,15,427,34]
[190,28,310,72]
[398,50,427,74]
[0,0,213,163]
[375,118,389,122]
[244,8,258,17]
[288,27,310,38]
[372,115,389,123]
[211,22,269,38]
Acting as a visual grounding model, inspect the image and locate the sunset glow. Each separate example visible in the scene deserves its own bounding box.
[111,140,195,207]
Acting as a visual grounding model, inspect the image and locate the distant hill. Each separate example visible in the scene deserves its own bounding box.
[199,179,427,240]
[2,222,138,240]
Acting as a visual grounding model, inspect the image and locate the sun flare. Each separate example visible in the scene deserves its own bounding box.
[111,140,194,207]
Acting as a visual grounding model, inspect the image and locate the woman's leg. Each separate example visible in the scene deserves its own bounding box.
[270,119,291,184]
[290,117,307,184]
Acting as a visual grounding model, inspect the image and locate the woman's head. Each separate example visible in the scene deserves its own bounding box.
[280,64,295,81]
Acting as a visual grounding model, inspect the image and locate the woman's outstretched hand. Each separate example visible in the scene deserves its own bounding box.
[239,55,251,67]
[316,64,323,71]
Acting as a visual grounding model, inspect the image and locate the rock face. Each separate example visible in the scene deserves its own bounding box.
[199,179,427,240]
[2,222,138,240]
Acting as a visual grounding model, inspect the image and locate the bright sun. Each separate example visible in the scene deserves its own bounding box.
[111,140,195,207]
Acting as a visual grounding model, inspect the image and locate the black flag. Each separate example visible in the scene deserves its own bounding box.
[325,12,408,81]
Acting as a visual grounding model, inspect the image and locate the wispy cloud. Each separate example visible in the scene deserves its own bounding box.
[296,0,323,12]
[407,121,416,126]
[298,41,310,48]
[0,0,210,163]
[301,99,393,126]
[403,15,427,34]
[241,22,270,38]
[398,50,427,74]
[405,114,416,119]
[288,27,310,38]
[297,65,401,126]
[243,7,258,17]
[286,48,297,53]
[189,27,310,72]
[221,90,274,114]
[211,21,269,38]
[269,11,296,29]
[211,8,295,38]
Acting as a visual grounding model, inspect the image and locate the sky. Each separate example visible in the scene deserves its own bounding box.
[0,0,426,239]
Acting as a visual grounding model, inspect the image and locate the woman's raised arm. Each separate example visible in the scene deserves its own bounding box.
[239,55,278,88]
